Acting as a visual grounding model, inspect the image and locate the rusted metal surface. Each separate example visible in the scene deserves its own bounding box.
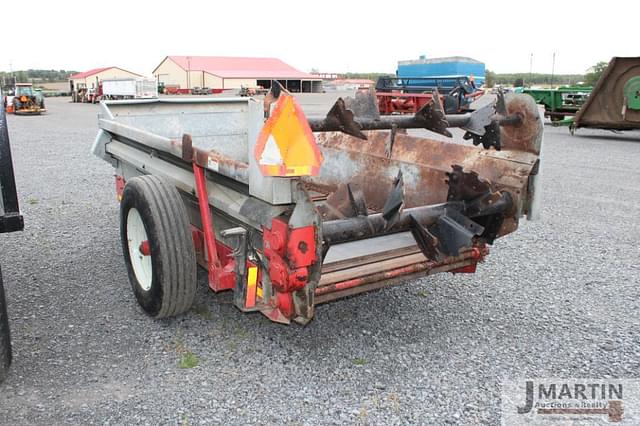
[322,244,420,274]
[315,246,483,303]
[323,202,460,244]
[181,133,250,184]
[309,131,535,212]
[307,91,524,152]
[499,95,543,154]
[315,260,472,303]
[574,57,640,130]
[307,93,541,243]
[308,93,452,139]
[97,90,543,324]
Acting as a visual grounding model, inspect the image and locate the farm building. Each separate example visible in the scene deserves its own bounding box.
[153,56,323,93]
[69,67,142,93]
[397,56,486,85]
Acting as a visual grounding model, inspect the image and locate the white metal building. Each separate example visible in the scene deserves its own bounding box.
[153,56,323,93]
[69,67,142,92]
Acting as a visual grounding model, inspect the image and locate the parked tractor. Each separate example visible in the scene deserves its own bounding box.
[11,83,46,115]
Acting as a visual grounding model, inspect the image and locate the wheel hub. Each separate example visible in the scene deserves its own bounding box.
[126,208,152,291]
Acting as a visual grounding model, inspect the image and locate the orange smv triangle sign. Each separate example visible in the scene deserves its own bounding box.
[254,94,323,177]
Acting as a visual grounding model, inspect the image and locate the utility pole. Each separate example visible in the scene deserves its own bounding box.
[550,52,556,88]
[186,56,191,90]
[8,61,14,87]
[529,53,533,86]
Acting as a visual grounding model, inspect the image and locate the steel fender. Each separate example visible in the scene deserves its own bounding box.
[91,129,114,163]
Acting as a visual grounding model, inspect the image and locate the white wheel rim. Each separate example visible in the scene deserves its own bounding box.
[126,208,152,291]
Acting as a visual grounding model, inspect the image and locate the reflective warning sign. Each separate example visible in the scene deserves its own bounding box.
[255,94,323,177]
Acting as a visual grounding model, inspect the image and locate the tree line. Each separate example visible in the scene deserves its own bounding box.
[340,71,591,87]
[485,71,585,87]
[0,69,78,83]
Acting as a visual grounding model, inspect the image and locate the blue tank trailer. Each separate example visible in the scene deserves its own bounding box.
[397,56,486,86]
[374,56,486,115]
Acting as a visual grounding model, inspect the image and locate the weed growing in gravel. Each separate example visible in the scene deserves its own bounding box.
[352,358,368,366]
[179,351,199,369]
[233,327,248,338]
[191,304,213,320]
[26,197,38,205]
[416,289,429,297]
[170,336,200,368]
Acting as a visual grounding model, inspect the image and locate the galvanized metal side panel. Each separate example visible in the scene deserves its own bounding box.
[106,140,288,230]
[96,98,294,204]
[102,99,251,163]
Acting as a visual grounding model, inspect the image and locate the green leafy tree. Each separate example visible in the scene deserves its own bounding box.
[0,69,77,83]
[14,71,27,83]
[485,70,496,87]
[584,61,609,86]
[492,73,583,86]
[344,72,390,81]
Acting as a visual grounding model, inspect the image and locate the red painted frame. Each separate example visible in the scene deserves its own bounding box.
[192,163,237,292]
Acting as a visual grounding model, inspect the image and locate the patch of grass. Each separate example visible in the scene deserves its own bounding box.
[179,351,199,369]
[352,358,368,366]
[26,197,39,205]
[234,327,248,338]
[169,336,199,368]
[191,304,212,320]
[226,340,239,352]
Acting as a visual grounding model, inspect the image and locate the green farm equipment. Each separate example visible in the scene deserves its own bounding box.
[522,85,592,122]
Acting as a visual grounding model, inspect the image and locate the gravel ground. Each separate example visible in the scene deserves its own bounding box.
[0,96,639,425]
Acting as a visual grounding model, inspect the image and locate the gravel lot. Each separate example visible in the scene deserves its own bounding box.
[0,95,639,425]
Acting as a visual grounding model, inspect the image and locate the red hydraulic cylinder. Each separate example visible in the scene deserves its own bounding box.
[192,163,222,284]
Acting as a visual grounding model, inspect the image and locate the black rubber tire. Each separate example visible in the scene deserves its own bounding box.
[120,175,197,318]
[0,266,12,383]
